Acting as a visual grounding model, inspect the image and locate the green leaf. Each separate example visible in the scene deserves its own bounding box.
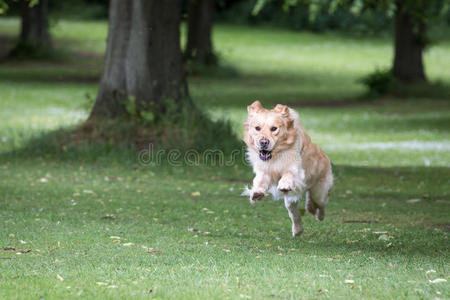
[350,0,363,15]
[252,0,268,15]
[125,95,137,117]
[0,1,8,15]
[29,0,39,7]
[328,0,340,14]
[140,110,155,124]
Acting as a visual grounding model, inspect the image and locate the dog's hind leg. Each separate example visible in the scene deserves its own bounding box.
[284,195,303,237]
[308,180,332,221]
[305,191,318,216]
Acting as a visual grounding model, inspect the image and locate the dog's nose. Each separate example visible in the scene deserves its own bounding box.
[259,138,269,149]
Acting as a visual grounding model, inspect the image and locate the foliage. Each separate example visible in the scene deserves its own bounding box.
[360,68,450,97]
[49,0,108,20]
[217,0,393,34]
[359,68,398,96]
[0,0,7,14]
[250,0,450,37]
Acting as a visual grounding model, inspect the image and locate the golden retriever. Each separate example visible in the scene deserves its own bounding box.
[243,101,333,236]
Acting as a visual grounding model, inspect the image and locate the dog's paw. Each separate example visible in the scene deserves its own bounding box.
[252,191,265,202]
[292,224,303,237]
[278,178,295,194]
[315,207,325,221]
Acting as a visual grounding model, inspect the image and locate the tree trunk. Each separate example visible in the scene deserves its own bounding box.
[184,0,216,64]
[392,0,427,83]
[89,0,189,120]
[19,0,52,48]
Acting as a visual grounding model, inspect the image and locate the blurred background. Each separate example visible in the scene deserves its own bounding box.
[0,0,449,167]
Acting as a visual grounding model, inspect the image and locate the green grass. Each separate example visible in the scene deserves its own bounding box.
[0,18,449,299]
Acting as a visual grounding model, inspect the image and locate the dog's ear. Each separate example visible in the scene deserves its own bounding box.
[248,100,263,114]
[273,104,289,118]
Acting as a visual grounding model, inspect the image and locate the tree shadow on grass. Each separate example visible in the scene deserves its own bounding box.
[0,34,103,84]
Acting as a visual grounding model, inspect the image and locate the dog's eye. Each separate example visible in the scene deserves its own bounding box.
[255,126,261,131]
[270,127,277,132]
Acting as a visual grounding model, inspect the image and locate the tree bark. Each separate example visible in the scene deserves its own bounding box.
[89,0,189,120]
[184,0,216,64]
[392,0,427,83]
[19,0,52,48]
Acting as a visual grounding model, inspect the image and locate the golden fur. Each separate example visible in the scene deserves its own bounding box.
[243,101,333,236]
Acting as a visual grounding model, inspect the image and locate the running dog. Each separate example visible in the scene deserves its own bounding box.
[243,101,333,236]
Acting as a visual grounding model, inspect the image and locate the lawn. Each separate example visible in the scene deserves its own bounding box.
[0,18,449,299]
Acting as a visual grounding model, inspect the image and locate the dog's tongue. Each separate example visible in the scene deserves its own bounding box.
[259,150,272,161]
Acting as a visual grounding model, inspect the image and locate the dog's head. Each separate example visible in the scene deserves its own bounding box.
[244,101,298,161]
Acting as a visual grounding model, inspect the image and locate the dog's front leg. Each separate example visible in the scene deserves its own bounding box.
[284,195,303,236]
[278,172,296,194]
[250,173,270,203]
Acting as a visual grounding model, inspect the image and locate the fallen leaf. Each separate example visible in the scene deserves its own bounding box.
[108,285,118,289]
[3,247,15,251]
[100,214,116,220]
[223,249,231,252]
[39,178,48,183]
[96,282,107,286]
[345,220,378,224]
[344,280,354,284]
[188,228,200,232]
[426,269,436,274]
[429,278,447,284]
[373,231,388,234]
[191,191,201,197]
[147,250,163,254]
[105,176,123,182]
[378,234,389,241]
[407,199,421,203]
[110,236,121,239]
[16,249,31,254]
[122,243,134,247]
[56,274,64,282]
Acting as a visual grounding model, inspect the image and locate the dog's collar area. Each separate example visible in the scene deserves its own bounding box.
[259,150,272,161]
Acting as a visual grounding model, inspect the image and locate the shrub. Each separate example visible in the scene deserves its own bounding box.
[359,69,398,96]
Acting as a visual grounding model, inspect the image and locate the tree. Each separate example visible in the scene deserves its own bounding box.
[184,0,216,65]
[392,0,426,82]
[10,0,53,57]
[89,0,189,121]
[254,0,449,84]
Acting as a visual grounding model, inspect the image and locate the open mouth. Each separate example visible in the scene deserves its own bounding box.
[259,150,272,161]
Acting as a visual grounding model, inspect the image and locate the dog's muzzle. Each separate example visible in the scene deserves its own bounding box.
[259,150,272,161]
